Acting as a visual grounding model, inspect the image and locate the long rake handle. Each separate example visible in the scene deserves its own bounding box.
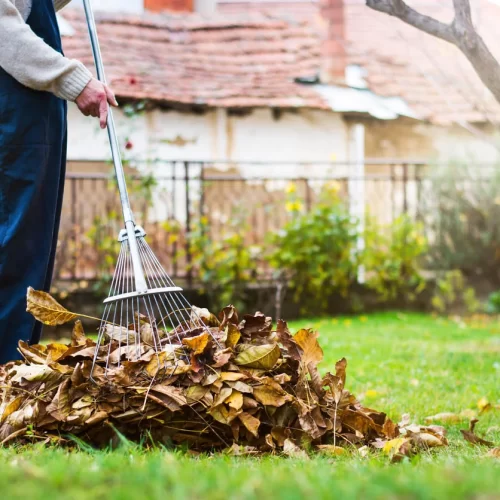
[82,0,148,293]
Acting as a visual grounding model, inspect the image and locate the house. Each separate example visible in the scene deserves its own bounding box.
[56,0,500,279]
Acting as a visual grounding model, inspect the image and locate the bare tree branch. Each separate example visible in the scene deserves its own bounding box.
[366,0,500,106]
[365,0,455,43]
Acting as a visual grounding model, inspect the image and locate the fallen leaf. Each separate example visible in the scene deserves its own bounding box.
[283,439,308,459]
[316,444,345,456]
[234,344,280,370]
[238,412,260,437]
[460,419,495,447]
[486,447,500,458]
[293,329,323,368]
[253,378,292,407]
[26,287,78,326]
[182,332,210,355]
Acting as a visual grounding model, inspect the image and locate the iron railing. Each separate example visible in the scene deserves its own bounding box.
[54,160,493,282]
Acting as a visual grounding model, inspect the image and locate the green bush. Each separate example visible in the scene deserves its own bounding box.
[188,208,260,311]
[266,183,359,313]
[431,269,481,315]
[363,214,427,302]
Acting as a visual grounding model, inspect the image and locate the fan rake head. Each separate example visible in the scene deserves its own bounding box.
[91,226,219,377]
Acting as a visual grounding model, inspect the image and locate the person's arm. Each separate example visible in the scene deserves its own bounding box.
[0,0,90,101]
[0,0,118,128]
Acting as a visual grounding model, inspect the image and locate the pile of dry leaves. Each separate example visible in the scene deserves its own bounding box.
[0,290,494,458]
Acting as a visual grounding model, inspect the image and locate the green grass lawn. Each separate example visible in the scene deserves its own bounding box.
[1,312,499,500]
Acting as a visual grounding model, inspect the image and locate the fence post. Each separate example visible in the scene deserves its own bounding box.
[184,161,193,287]
[303,177,311,211]
[348,123,365,284]
[402,163,409,214]
[71,177,77,280]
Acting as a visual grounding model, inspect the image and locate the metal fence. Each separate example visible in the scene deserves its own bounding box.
[53,159,462,282]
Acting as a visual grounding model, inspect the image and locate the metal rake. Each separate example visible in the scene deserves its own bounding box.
[82,0,218,376]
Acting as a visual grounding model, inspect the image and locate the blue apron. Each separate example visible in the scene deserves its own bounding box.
[0,0,67,363]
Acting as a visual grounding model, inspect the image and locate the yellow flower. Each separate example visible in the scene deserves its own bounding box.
[327,181,341,194]
[359,315,368,323]
[343,319,352,327]
[285,182,297,194]
[285,201,303,212]
[365,389,378,398]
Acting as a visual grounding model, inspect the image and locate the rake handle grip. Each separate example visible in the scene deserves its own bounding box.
[82,0,148,293]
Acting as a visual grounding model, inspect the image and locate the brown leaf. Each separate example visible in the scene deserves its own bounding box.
[460,419,495,447]
[276,320,301,360]
[71,320,87,347]
[234,344,280,370]
[240,312,272,338]
[253,378,292,407]
[283,439,308,458]
[26,287,78,326]
[46,378,71,421]
[218,305,239,329]
[191,306,220,328]
[238,411,260,438]
[17,341,47,364]
[424,412,463,424]
[293,329,323,368]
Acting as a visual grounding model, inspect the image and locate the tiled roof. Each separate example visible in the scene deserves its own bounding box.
[62,1,500,123]
[61,9,328,109]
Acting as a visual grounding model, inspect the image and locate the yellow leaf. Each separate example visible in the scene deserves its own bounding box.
[383,437,411,455]
[316,445,345,456]
[225,323,241,349]
[46,343,70,363]
[477,397,490,411]
[26,287,78,326]
[226,391,243,411]
[182,332,210,355]
[293,329,323,367]
[220,372,246,382]
[234,344,280,370]
[0,397,24,425]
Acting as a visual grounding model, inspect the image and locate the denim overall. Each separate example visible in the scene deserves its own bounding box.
[0,0,67,363]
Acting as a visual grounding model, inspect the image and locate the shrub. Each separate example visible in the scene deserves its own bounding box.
[431,269,481,315]
[266,183,359,313]
[363,214,428,302]
[189,208,260,311]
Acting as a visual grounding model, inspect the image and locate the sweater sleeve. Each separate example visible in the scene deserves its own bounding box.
[0,0,92,101]
[53,0,72,11]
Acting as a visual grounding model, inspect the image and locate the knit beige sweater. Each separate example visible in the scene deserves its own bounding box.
[0,0,92,101]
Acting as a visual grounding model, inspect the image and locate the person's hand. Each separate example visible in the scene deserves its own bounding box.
[75,78,118,129]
